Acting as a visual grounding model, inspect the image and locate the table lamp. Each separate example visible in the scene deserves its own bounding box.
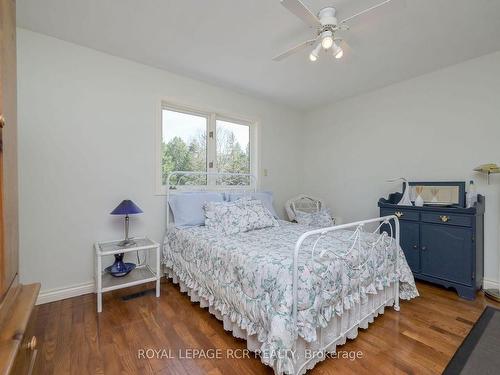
[111,199,143,247]
[107,200,143,277]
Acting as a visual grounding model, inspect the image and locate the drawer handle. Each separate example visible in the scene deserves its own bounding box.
[24,336,37,351]
[421,246,427,251]
[412,245,418,250]
[440,215,450,223]
[395,211,404,218]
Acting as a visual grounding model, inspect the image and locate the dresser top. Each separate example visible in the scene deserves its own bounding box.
[378,193,485,215]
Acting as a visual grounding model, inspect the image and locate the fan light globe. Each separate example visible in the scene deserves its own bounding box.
[321,36,334,49]
[309,43,321,62]
[332,43,344,59]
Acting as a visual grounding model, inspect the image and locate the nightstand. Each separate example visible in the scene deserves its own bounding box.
[94,237,161,312]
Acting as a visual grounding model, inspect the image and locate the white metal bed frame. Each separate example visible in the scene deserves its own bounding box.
[292,216,400,374]
[165,171,401,375]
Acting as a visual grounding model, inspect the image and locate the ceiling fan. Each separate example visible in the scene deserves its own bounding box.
[273,0,395,62]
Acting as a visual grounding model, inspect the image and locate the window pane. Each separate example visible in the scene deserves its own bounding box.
[162,109,207,186]
[216,119,250,186]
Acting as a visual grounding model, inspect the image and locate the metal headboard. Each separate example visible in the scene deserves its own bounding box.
[285,194,326,221]
[166,171,257,228]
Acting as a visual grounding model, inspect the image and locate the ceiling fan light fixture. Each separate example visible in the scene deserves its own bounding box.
[309,43,321,62]
[332,43,344,59]
[321,36,334,49]
[320,31,334,49]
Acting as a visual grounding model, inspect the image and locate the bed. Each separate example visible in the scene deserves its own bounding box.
[163,172,418,375]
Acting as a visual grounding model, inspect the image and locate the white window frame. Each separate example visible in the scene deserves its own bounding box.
[155,101,258,195]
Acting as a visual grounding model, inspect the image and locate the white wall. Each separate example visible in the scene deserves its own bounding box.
[18,27,500,297]
[17,29,303,293]
[302,50,500,286]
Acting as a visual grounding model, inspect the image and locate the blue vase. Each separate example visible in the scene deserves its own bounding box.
[105,253,136,277]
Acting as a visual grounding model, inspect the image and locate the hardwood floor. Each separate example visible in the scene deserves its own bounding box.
[31,280,500,375]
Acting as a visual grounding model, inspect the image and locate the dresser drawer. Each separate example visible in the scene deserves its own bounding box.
[421,212,472,227]
[12,335,38,375]
[381,208,419,221]
[11,308,38,375]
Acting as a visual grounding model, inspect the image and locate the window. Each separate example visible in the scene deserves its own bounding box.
[161,108,208,186]
[216,119,251,186]
[158,103,255,192]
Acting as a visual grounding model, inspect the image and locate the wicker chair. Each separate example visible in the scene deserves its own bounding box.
[285,194,339,223]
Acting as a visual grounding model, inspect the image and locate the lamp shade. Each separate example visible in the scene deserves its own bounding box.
[110,200,143,215]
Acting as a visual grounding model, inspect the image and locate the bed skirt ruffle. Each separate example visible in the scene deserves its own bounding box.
[165,267,397,375]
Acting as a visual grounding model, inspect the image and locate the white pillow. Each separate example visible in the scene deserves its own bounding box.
[295,209,334,228]
[169,192,224,228]
[227,191,279,218]
[205,199,278,235]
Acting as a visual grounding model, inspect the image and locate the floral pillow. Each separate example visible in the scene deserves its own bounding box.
[205,199,278,235]
[295,209,334,228]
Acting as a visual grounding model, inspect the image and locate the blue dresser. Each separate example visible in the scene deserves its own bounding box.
[378,193,485,300]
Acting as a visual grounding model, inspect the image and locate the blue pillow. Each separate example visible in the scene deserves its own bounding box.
[169,192,224,228]
[227,191,279,218]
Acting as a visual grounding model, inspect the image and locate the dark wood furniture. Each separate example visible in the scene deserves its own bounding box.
[0,1,40,373]
[379,193,484,300]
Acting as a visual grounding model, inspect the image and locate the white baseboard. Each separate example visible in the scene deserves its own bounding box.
[34,276,500,305]
[36,281,95,305]
[483,277,499,290]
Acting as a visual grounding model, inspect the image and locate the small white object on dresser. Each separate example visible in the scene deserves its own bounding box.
[94,237,160,313]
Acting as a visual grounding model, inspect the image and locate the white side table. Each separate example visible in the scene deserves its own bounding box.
[94,237,160,313]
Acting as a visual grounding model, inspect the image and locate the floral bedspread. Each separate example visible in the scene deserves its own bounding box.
[163,220,418,374]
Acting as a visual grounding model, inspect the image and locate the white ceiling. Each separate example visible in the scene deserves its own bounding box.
[17,0,500,110]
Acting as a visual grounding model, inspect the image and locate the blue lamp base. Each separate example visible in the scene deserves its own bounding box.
[105,253,136,277]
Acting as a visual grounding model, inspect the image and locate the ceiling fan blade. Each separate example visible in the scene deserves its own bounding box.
[273,38,318,61]
[338,23,350,31]
[339,0,394,25]
[280,0,321,28]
